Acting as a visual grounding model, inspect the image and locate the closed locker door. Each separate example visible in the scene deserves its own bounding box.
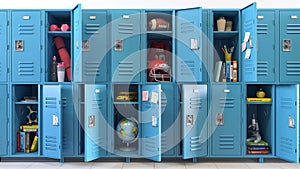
[280,11,300,82]
[211,84,242,156]
[42,85,62,159]
[0,11,7,83]
[0,85,7,156]
[11,11,41,83]
[73,4,82,83]
[84,84,107,162]
[61,85,74,156]
[182,84,207,159]
[111,10,141,83]
[82,11,107,83]
[256,11,275,82]
[176,8,202,82]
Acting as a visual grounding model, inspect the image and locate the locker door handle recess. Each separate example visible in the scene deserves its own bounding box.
[223,89,230,93]
[122,15,130,19]
[257,15,264,19]
[291,15,298,19]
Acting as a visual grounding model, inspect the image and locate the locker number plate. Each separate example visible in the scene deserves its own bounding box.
[114,40,123,51]
[186,114,194,126]
[82,40,90,51]
[215,113,224,126]
[89,115,96,128]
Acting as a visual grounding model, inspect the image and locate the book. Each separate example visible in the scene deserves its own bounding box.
[247,98,272,102]
[225,61,231,82]
[20,131,25,152]
[17,132,20,152]
[214,61,223,82]
[221,62,226,82]
[247,146,269,150]
[25,132,36,153]
[247,149,269,154]
[30,133,38,152]
[247,140,269,146]
[20,124,38,131]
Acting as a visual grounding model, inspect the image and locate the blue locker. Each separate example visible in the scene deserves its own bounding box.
[176,8,202,82]
[279,11,300,83]
[84,84,107,162]
[73,4,82,83]
[141,84,161,162]
[256,10,275,82]
[81,10,107,83]
[111,10,141,83]
[182,84,207,159]
[42,85,62,159]
[211,84,242,156]
[61,85,74,156]
[11,11,41,83]
[0,11,8,83]
[161,84,178,157]
[242,3,257,82]
[276,85,299,163]
[202,9,209,83]
[0,85,7,156]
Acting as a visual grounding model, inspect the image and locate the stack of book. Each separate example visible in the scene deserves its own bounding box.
[247,140,269,154]
[214,60,238,82]
[17,124,38,153]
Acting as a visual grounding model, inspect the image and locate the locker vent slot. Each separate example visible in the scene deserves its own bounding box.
[84,24,100,34]
[18,62,34,76]
[244,62,255,77]
[286,61,300,76]
[180,61,195,75]
[189,97,201,109]
[118,61,134,75]
[84,61,100,76]
[144,138,157,155]
[257,24,268,34]
[257,61,268,76]
[180,22,194,33]
[92,98,103,109]
[61,96,67,108]
[286,24,300,34]
[62,132,72,154]
[161,135,167,151]
[218,98,234,108]
[161,93,167,109]
[18,24,34,35]
[45,97,57,108]
[45,136,58,151]
[279,97,293,110]
[118,23,134,34]
[218,135,235,149]
[189,136,202,151]
[279,136,293,154]
[243,18,253,32]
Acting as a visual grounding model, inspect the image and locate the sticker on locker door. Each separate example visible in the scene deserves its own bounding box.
[142,91,149,101]
[151,92,158,103]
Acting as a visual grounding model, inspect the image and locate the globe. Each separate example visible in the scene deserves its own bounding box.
[116,118,138,145]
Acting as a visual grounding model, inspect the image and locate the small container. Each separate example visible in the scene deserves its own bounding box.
[217,17,226,31]
[57,62,65,82]
[225,53,232,61]
[225,21,233,31]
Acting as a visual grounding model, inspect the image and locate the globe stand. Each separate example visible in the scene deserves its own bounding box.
[120,142,136,152]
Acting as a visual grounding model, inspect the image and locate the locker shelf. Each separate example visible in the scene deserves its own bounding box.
[246,102,272,105]
[114,101,139,105]
[15,102,38,105]
[213,31,239,39]
[147,31,172,39]
[48,31,71,37]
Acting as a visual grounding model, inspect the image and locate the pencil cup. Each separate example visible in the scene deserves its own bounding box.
[225,53,232,61]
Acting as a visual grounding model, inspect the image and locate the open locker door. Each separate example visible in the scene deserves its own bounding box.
[276,85,299,163]
[84,84,107,162]
[176,7,202,82]
[241,3,257,82]
[141,84,162,162]
[182,85,207,159]
[73,4,82,82]
[0,85,7,156]
[42,85,62,159]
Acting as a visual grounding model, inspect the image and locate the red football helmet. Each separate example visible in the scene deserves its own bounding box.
[147,59,171,82]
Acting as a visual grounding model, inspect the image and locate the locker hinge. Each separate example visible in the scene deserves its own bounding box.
[7,20,9,26]
[40,45,43,50]
[273,44,275,50]
[7,44,9,50]
[200,23,202,28]
[40,20,43,26]
[273,19,275,25]
[40,68,42,73]
[7,68,9,74]
[295,101,297,106]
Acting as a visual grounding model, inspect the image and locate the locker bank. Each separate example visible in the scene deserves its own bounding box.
[0,2,299,164]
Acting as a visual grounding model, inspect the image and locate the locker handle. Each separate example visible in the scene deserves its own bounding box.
[291,15,298,19]
[23,15,30,20]
[89,15,96,20]
[122,15,130,19]
[257,15,264,19]
[223,89,230,93]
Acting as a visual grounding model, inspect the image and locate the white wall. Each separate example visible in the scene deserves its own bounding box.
[1,0,300,9]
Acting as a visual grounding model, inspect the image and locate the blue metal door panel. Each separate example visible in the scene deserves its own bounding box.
[141,84,161,162]
[161,84,177,157]
[111,10,141,83]
[42,85,62,159]
[0,11,7,82]
[61,85,74,156]
[276,85,299,163]
[241,3,257,82]
[84,84,107,162]
[202,9,209,83]
[73,4,82,82]
[182,84,207,159]
[82,11,107,83]
[0,85,7,156]
[176,8,202,82]
[256,10,275,82]
[211,84,242,156]
[11,11,41,82]
[279,11,300,82]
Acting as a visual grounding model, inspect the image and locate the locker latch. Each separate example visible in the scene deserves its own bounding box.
[190,39,199,50]
[186,114,194,126]
[88,115,95,128]
[288,116,295,128]
[215,113,224,126]
[82,40,90,51]
[52,115,59,126]
[114,40,123,51]
[15,40,24,52]
[283,39,291,52]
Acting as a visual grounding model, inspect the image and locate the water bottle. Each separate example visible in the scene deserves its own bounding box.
[57,62,65,82]
[50,56,57,82]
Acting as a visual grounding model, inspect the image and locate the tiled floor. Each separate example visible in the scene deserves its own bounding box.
[0,159,300,169]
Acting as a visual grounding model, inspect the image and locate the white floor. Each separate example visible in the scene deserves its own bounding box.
[0,159,300,169]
